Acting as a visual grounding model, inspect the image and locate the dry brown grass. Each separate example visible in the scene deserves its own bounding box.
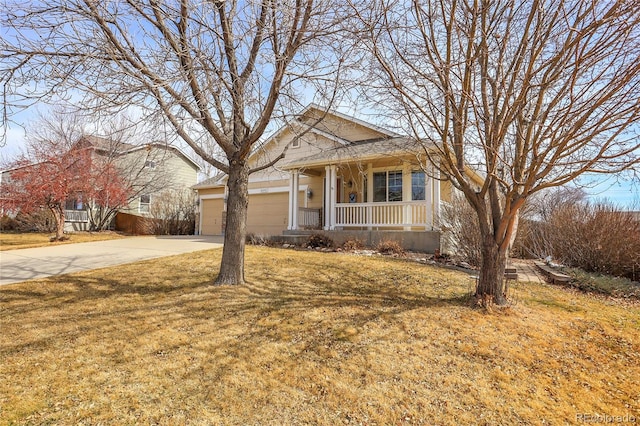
[0,231,126,251]
[1,246,639,425]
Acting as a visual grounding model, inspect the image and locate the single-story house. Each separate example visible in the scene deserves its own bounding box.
[194,105,464,252]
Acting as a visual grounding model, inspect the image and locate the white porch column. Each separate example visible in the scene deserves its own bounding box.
[324,166,331,230]
[425,170,433,230]
[366,163,374,202]
[197,196,203,235]
[328,165,337,230]
[367,163,373,230]
[433,165,441,229]
[288,170,299,230]
[402,163,412,230]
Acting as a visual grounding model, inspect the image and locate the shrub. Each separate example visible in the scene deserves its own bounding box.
[342,238,365,251]
[376,239,405,256]
[145,189,197,235]
[0,215,19,231]
[13,209,56,233]
[440,195,482,267]
[307,233,333,248]
[516,190,640,281]
[246,233,269,246]
[562,267,640,298]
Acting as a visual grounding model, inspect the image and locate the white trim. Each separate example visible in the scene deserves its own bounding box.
[198,198,203,235]
[335,201,429,228]
[249,185,307,195]
[198,171,313,187]
[199,194,225,200]
[246,173,293,183]
[279,144,419,171]
[306,126,350,146]
[198,185,308,199]
[123,143,201,172]
[248,104,399,165]
[370,165,405,173]
[138,194,151,214]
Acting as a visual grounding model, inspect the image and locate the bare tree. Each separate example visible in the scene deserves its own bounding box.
[355,0,640,305]
[2,0,347,284]
[81,136,182,232]
[146,188,198,235]
[1,110,131,240]
[11,109,179,232]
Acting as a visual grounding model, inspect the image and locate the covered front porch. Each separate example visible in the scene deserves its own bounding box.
[286,162,441,232]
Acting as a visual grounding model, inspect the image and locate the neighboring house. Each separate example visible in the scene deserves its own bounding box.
[193,105,472,252]
[0,164,30,218]
[2,136,201,232]
[77,136,199,214]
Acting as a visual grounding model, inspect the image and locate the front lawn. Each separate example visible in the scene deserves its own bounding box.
[0,231,126,251]
[1,246,638,424]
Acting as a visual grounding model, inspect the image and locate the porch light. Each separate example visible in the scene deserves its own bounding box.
[307,188,313,199]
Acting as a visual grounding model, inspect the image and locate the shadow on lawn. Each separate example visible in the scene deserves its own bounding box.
[0,253,469,319]
[0,251,468,352]
[0,254,472,380]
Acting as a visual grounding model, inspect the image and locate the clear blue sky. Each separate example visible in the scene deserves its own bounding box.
[576,174,639,209]
[2,105,638,210]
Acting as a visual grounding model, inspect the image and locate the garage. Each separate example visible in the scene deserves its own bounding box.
[200,198,224,235]
[246,192,289,236]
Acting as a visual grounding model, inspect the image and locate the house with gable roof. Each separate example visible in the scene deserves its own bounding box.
[193,105,473,251]
[2,135,200,232]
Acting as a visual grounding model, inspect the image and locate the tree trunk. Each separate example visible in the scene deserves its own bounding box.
[50,205,66,241]
[475,234,508,306]
[214,160,250,285]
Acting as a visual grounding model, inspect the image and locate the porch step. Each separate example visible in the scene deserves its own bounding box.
[534,261,572,284]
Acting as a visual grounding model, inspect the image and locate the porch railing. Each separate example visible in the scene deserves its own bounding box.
[298,207,321,229]
[335,201,428,228]
[64,210,89,223]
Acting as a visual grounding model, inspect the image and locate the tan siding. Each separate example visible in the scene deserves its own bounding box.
[117,146,199,216]
[250,130,341,173]
[302,113,388,142]
[201,198,224,235]
[197,187,225,196]
[303,177,324,210]
[161,152,199,189]
[441,180,453,203]
[248,177,289,190]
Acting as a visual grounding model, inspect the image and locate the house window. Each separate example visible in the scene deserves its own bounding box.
[412,171,426,200]
[139,194,151,213]
[65,195,84,210]
[373,171,403,202]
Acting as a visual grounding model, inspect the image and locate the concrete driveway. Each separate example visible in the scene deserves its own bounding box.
[0,235,224,286]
